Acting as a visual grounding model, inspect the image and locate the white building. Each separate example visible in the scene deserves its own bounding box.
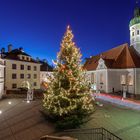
[84,6,140,98]
[1,45,41,91]
[0,58,5,99]
[40,60,53,89]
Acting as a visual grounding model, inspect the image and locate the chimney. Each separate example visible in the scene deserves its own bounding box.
[1,48,5,53]
[19,47,24,52]
[8,44,12,52]
[43,59,47,63]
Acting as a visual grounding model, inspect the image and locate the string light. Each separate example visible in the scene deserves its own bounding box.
[43,25,94,119]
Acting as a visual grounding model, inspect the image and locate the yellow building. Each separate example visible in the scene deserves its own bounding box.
[1,45,41,90]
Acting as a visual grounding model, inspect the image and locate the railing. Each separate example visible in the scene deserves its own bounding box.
[40,135,76,140]
[62,127,122,140]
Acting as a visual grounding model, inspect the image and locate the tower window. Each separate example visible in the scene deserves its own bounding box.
[137,30,139,35]
[132,32,135,36]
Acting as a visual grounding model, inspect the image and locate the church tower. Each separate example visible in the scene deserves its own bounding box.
[130,3,140,54]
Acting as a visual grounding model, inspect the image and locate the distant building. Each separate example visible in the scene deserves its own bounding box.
[84,6,140,98]
[1,45,41,90]
[40,60,53,85]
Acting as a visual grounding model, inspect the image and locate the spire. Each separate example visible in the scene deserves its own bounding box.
[134,0,140,17]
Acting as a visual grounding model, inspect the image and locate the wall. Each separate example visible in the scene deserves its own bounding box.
[86,68,135,94]
[107,69,134,93]
[135,68,140,95]
[0,59,5,98]
[5,59,40,90]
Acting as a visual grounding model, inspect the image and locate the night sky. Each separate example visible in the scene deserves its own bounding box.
[0,0,137,64]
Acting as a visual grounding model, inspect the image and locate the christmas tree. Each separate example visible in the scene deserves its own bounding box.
[43,25,94,129]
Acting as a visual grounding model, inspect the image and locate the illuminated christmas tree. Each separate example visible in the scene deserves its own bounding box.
[43,25,94,129]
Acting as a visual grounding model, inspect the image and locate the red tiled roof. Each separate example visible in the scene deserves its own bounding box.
[84,43,140,70]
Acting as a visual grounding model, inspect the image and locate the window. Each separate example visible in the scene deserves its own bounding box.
[12,64,16,69]
[26,57,29,61]
[34,66,37,71]
[127,75,133,85]
[34,74,37,79]
[22,56,25,60]
[34,82,37,86]
[132,32,135,36]
[27,66,31,70]
[20,65,24,70]
[12,74,17,79]
[100,73,103,84]
[137,30,139,35]
[12,84,17,89]
[20,74,24,79]
[120,75,126,85]
[27,74,31,79]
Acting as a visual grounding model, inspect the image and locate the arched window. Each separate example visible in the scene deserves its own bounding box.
[120,75,126,85]
[100,73,103,84]
[127,75,133,85]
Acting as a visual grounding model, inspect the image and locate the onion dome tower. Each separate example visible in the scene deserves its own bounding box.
[130,1,140,54]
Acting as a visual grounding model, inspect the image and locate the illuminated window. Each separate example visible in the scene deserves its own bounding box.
[127,75,133,85]
[120,75,126,85]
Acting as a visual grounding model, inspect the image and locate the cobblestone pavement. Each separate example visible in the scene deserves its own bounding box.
[0,98,55,140]
[83,99,140,140]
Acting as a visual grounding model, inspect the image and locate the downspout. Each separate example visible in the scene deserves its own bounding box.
[106,69,108,93]
[134,68,136,96]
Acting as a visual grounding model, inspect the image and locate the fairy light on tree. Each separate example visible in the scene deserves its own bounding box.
[43,25,94,129]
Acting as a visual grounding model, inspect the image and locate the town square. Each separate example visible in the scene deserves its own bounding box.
[0,0,140,140]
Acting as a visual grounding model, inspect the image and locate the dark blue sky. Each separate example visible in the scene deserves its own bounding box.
[0,0,137,64]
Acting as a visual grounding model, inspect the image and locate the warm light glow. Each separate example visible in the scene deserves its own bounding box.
[27,100,30,103]
[0,110,2,114]
[8,101,12,105]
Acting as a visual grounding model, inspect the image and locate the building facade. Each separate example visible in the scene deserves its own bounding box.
[40,60,53,89]
[84,7,140,98]
[1,45,41,90]
[0,58,5,98]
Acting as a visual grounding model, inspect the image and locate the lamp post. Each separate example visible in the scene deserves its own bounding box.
[122,84,127,99]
